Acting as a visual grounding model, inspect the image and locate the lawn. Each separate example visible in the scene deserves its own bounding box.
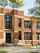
[0,48,8,53]
[0,51,7,53]
[0,49,7,53]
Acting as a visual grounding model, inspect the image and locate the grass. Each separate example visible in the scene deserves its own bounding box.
[0,49,7,53]
[0,48,8,53]
[0,51,7,53]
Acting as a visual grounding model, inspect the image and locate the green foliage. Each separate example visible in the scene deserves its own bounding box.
[0,0,24,7]
[28,0,40,17]
[9,0,16,3]
[0,0,7,6]
[9,0,24,7]
[0,51,7,53]
[28,8,35,14]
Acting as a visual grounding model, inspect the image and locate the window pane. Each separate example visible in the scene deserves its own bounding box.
[24,21,32,28]
[6,32,11,43]
[5,15,12,29]
[36,32,40,45]
[37,22,40,28]
[36,33,40,40]
[24,32,32,40]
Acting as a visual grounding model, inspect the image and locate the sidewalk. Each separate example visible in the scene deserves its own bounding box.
[0,46,40,53]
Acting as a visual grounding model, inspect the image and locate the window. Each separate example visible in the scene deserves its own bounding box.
[18,18,22,27]
[37,22,40,29]
[24,21,32,28]
[36,33,40,40]
[5,15,12,29]
[6,32,11,43]
[24,32,32,40]
[36,32,40,45]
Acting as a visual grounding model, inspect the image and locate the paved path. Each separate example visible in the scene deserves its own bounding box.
[0,46,40,53]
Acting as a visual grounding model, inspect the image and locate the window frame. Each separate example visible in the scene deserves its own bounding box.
[37,21,40,29]
[24,21,32,28]
[24,32,32,40]
[5,15,12,29]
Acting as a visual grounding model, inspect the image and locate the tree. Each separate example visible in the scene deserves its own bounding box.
[0,0,24,8]
[0,0,7,6]
[28,0,40,18]
[9,0,24,7]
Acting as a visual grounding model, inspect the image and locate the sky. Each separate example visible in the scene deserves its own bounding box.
[0,0,35,16]
[24,0,35,16]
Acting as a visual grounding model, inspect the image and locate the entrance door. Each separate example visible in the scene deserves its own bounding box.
[6,32,11,43]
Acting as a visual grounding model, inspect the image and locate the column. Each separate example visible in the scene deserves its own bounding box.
[32,19,37,46]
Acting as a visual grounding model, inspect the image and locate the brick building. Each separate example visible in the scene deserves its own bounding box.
[0,7,40,48]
